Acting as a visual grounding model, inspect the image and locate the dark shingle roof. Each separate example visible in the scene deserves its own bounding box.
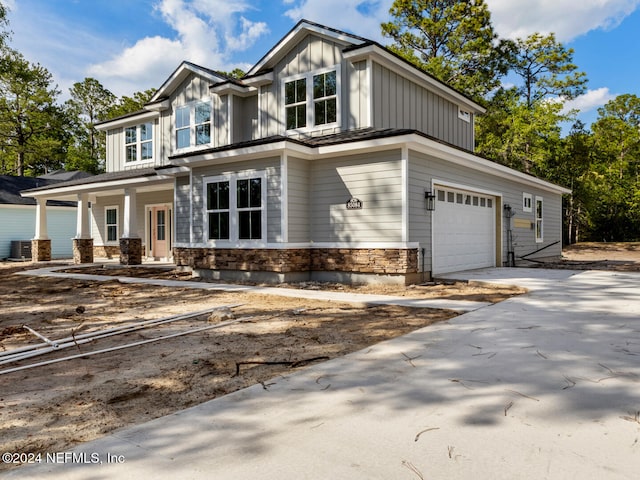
[22,167,160,194]
[0,176,75,206]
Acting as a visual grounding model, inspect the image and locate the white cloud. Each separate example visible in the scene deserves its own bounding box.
[283,0,393,43]
[486,0,640,41]
[562,87,616,115]
[87,0,268,96]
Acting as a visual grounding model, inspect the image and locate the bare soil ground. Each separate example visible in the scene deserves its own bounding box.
[535,242,640,272]
[0,262,523,472]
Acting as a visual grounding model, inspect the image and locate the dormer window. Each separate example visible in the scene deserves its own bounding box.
[175,101,212,150]
[124,123,153,163]
[283,65,340,132]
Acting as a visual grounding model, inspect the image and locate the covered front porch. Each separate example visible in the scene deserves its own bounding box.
[21,168,175,265]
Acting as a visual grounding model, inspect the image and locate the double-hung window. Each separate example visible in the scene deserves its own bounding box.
[125,123,153,163]
[283,66,339,132]
[205,173,265,243]
[206,181,230,240]
[535,197,544,243]
[285,78,307,130]
[105,206,118,243]
[175,101,212,150]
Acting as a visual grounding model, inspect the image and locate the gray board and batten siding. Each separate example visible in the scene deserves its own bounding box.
[370,62,474,151]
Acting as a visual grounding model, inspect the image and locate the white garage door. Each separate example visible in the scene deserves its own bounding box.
[433,186,496,274]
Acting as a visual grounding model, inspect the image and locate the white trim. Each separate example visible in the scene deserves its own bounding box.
[95,111,159,131]
[366,58,373,128]
[202,171,268,246]
[535,196,544,243]
[280,154,289,243]
[173,98,213,154]
[282,64,341,134]
[188,168,193,244]
[144,203,173,259]
[432,179,502,198]
[401,146,409,243]
[458,108,471,123]
[173,241,420,250]
[104,205,119,245]
[523,192,533,213]
[247,22,365,76]
[123,122,155,165]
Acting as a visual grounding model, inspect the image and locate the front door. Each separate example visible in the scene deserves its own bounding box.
[150,206,169,259]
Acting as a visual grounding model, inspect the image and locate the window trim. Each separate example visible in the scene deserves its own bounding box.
[123,122,154,164]
[523,193,533,213]
[174,99,212,152]
[104,205,119,244]
[535,196,544,243]
[203,171,267,246]
[458,108,471,123]
[282,64,341,133]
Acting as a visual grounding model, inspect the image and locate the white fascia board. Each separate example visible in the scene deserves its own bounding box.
[21,175,175,201]
[150,62,226,103]
[211,83,257,97]
[95,111,159,131]
[343,44,485,115]
[405,135,572,195]
[242,71,274,87]
[169,141,314,168]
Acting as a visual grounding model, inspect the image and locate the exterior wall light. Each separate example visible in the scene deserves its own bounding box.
[425,190,436,211]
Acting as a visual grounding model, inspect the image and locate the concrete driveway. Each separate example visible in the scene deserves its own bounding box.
[6,268,640,479]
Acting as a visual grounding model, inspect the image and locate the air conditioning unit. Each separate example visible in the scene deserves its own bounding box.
[11,240,32,259]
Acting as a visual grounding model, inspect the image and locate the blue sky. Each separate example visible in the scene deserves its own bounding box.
[5,0,640,131]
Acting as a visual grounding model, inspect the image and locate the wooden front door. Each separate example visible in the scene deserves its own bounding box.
[150,206,169,259]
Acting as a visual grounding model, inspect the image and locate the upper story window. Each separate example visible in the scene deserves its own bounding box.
[283,66,340,132]
[124,123,153,163]
[175,101,212,150]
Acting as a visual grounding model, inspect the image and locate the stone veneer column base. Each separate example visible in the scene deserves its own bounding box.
[73,238,94,264]
[119,238,142,265]
[31,239,51,262]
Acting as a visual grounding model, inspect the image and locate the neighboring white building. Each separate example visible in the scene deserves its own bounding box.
[0,175,79,260]
[22,20,570,283]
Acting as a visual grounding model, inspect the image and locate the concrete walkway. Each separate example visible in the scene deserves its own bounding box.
[6,268,640,479]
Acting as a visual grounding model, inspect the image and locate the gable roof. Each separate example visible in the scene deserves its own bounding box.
[247,19,368,76]
[244,19,484,113]
[148,61,231,104]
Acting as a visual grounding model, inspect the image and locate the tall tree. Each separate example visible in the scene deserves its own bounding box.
[511,33,587,109]
[477,32,587,174]
[589,94,640,241]
[65,77,116,173]
[381,0,510,100]
[0,48,61,176]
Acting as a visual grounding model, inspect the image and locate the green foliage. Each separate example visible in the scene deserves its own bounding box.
[107,88,157,119]
[216,68,246,80]
[382,0,510,100]
[587,94,640,241]
[510,33,587,108]
[0,47,62,176]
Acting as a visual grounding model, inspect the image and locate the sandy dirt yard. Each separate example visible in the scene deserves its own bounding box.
[0,262,525,472]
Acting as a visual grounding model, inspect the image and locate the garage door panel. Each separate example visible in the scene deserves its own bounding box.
[433,186,496,274]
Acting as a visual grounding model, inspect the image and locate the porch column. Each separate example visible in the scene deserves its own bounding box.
[73,193,93,264]
[120,188,142,265]
[32,198,51,262]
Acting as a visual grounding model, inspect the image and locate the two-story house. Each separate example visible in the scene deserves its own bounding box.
[23,20,570,284]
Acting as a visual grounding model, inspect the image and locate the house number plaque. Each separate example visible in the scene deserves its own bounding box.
[346,198,363,209]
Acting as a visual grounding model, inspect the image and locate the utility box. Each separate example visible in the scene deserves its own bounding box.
[11,240,32,259]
